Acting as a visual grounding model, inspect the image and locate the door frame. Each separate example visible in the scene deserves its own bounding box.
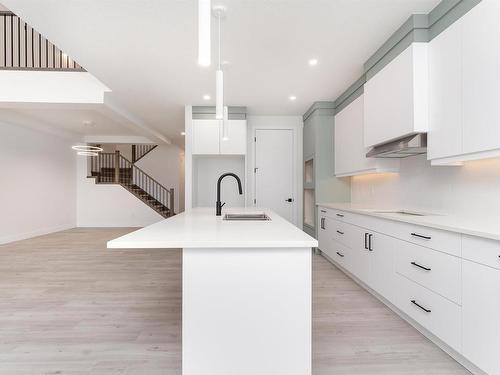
[247,117,303,228]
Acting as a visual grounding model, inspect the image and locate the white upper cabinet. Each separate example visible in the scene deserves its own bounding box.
[429,0,500,164]
[192,119,247,155]
[462,0,500,155]
[428,17,463,161]
[192,119,220,154]
[364,43,429,148]
[335,94,399,177]
[219,120,247,155]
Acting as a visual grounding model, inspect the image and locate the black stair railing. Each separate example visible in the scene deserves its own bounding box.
[0,11,85,71]
[88,152,174,216]
[132,144,157,163]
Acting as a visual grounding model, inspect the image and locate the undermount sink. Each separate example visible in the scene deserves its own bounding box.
[223,213,271,221]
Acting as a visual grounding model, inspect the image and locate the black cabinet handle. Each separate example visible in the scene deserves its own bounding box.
[320,210,326,213]
[368,234,373,251]
[320,218,325,230]
[411,261,431,271]
[336,230,344,235]
[364,233,368,250]
[411,233,431,240]
[336,213,344,218]
[285,198,294,202]
[411,299,431,313]
[336,252,344,258]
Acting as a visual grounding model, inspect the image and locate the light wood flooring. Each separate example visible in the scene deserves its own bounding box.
[0,228,469,374]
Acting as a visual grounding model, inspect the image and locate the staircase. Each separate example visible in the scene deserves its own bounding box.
[132,144,157,163]
[87,151,175,218]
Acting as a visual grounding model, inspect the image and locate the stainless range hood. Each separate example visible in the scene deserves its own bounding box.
[366,133,427,158]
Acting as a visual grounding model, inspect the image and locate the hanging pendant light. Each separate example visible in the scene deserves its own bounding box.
[216,69,224,119]
[214,6,225,120]
[198,0,211,66]
[222,106,229,141]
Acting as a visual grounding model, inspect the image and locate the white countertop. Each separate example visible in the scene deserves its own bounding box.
[317,202,500,242]
[107,207,318,249]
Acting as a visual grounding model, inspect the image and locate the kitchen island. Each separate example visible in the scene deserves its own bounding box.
[108,207,317,375]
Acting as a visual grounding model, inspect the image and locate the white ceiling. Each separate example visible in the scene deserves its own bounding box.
[18,108,142,135]
[1,0,439,146]
[0,107,142,136]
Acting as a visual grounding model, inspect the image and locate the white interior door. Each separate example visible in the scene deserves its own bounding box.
[255,129,294,223]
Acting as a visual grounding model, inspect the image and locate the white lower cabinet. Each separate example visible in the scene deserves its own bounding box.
[396,273,461,352]
[366,232,397,305]
[462,260,500,375]
[395,240,461,304]
[317,205,500,373]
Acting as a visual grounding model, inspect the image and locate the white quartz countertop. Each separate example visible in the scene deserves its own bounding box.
[108,207,318,249]
[317,202,500,241]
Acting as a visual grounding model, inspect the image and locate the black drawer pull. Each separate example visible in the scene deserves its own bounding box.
[364,233,368,249]
[336,252,344,258]
[368,234,373,251]
[411,233,431,240]
[336,230,344,235]
[336,213,344,218]
[411,262,431,271]
[320,210,326,213]
[411,300,431,313]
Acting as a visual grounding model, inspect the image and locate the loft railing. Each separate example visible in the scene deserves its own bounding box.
[88,152,174,214]
[0,11,84,71]
[132,144,157,163]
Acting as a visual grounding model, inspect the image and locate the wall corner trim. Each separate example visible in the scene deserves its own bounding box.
[303,101,335,122]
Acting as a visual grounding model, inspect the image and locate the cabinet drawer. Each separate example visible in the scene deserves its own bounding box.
[318,206,349,221]
[331,221,354,247]
[396,274,461,352]
[396,223,461,257]
[395,241,461,304]
[323,240,351,271]
[462,235,500,270]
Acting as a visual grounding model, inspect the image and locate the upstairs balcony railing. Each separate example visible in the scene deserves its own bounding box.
[0,11,84,71]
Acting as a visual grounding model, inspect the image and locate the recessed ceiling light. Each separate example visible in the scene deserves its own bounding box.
[308,58,318,66]
[289,96,297,101]
[181,131,186,136]
[203,94,211,100]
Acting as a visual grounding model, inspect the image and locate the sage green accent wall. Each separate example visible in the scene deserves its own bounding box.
[310,110,350,205]
[303,103,350,236]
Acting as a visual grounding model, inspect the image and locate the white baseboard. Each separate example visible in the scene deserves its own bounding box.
[0,223,75,245]
[319,250,485,375]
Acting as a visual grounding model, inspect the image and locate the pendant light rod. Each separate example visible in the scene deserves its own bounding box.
[213,6,226,120]
[198,0,211,66]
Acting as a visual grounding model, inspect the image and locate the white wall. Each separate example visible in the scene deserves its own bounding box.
[247,116,303,227]
[76,143,183,226]
[0,121,77,244]
[192,156,246,208]
[76,157,162,227]
[351,154,500,217]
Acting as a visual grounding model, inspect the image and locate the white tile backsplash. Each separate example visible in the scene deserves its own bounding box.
[351,154,500,217]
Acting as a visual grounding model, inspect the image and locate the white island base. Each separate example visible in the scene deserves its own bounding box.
[183,247,311,375]
[107,208,317,375]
